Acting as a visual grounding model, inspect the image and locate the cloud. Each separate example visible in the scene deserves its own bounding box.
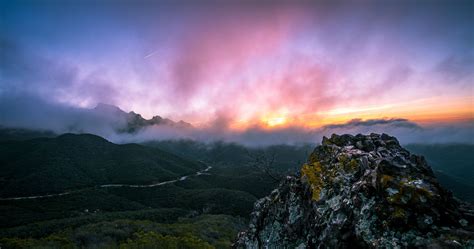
[0,95,472,147]
[0,38,120,108]
[433,55,474,85]
[163,5,306,109]
[114,117,473,147]
[1,1,472,144]
[0,38,73,96]
[318,118,473,145]
[323,118,421,130]
[0,95,127,137]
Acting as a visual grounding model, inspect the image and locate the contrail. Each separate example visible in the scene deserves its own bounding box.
[144,50,158,59]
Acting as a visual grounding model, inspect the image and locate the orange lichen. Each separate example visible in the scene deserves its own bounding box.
[309,153,319,163]
[345,159,359,172]
[337,154,349,164]
[393,207,406,219]
[301,162,323,200]
[380,175,394,187]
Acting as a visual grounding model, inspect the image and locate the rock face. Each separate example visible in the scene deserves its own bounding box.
[235,134,474,248]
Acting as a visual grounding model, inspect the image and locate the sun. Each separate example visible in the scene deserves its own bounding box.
[265,116,287,127]
[260,108,290,128]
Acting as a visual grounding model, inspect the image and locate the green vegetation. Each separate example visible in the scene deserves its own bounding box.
[0,127,56,142]
[0,214,245,249]
[0,133,471,248]
[0,134,204,197]
[0,135,312,248]
[146,139,312,172]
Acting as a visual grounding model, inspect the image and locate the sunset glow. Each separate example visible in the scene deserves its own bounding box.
[2,3,474,247]
[265,117,287,127]
[1,0,473,143]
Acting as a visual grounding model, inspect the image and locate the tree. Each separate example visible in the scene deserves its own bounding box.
[246,149,283,183]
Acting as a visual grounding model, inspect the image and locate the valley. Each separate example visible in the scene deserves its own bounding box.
[0,132,472,248]
[2,1,473,247]
[0,165,212,201]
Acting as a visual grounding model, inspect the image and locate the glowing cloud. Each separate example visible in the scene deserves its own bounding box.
[1,1,473,137]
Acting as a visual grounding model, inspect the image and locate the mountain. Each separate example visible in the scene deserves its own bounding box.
[1,133,473,248]
[405,143,474,202]
[235,134,474,248]
[0,135,283,248]
[434,170,474,203]
[93,103,192,133]
[0,126,56,141]
[0,133,204,198]
[0,104,193,142]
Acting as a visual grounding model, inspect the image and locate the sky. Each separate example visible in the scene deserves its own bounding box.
[0,0,473,145]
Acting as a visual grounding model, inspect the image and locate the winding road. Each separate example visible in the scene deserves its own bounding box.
[0,166,212,201]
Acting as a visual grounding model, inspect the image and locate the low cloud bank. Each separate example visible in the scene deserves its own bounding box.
[323,118,422,130]
[0,95,126,138]
[0,96,472,146]
[319,118,473,145]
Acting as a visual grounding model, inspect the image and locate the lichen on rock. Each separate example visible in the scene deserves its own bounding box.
[234,133,474,248]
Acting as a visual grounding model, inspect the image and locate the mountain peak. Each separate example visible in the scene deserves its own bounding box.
[91,104,193,133]
[235,133,474,248]
[94,103,126,114]
[150,115,163,122]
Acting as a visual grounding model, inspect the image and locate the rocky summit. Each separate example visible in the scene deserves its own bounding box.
[235,134,474,248]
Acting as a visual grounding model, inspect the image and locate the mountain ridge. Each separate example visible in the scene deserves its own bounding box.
[93,103,193,133]
[0,133,204,198]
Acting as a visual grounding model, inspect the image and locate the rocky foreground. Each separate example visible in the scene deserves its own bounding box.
[235,134,474,248]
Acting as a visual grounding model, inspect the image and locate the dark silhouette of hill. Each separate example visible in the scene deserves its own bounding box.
[0,131,472,248]
[0,133,204,198]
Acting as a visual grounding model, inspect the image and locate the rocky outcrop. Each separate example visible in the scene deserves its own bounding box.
[235,134,474,248]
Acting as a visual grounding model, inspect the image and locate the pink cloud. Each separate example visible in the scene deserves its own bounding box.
[165,6,306,106]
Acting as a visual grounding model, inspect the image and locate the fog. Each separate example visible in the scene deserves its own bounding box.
[1,96,472,146]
